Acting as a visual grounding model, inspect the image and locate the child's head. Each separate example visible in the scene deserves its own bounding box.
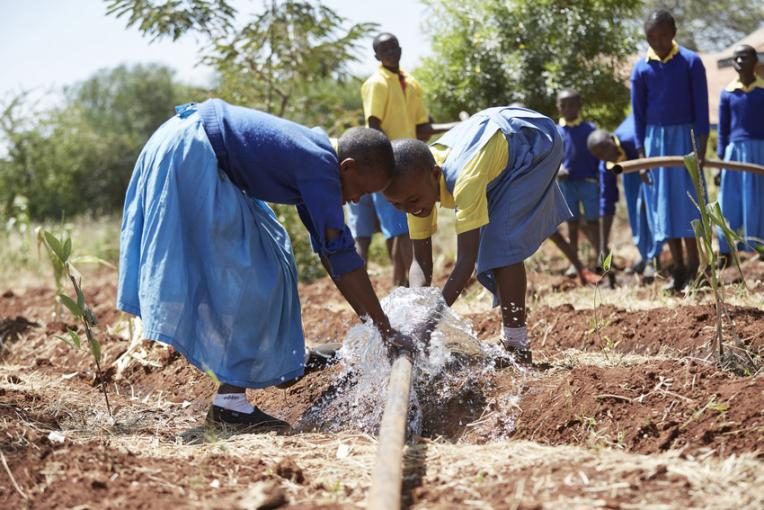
[373,32,402,70]
[644,9,677,60]
[587,129,619,162]
[337,127,394,204]
[383,139,441,217]
[556,89,582,121]
[732,44,758,77]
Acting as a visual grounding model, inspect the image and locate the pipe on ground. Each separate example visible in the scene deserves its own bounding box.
[611,157,764,176]
[367,353,414,510]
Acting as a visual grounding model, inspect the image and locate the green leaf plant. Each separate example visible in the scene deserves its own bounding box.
[683,134,758,375]
[40,229,113,417]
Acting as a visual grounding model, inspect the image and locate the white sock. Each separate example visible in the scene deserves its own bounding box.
[213,393,255,414]
[501,326,529,350]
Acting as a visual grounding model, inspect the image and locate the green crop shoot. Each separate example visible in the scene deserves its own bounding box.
[40,229,113,417]
[683,135,757,374]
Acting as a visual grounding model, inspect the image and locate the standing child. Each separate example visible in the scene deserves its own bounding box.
[555,89,602,275]
[587,115,657,279]
[383,106,573,364]
[350,32,430,286]
[717,44,764,258]
[631,9,709,291]
[118,99,410,430]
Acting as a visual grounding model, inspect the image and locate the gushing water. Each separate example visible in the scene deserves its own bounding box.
[300,287,524,439]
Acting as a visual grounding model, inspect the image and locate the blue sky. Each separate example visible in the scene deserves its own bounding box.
[0,0,431,100]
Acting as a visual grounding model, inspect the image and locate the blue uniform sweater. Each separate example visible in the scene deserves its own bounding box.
[558,121,600,180]
[199,99,362,276]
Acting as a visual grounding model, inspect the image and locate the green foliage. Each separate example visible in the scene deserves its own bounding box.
[417,0,642,127]
[0,65,205,220]
[641,0,764,53]
[40,230,113,416]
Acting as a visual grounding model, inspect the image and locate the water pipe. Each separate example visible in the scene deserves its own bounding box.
[610,157,764,176]
[367,352,414,510]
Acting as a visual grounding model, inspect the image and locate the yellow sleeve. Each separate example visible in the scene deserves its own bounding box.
[407,208,438,240]
[410,81,429,125]
[452,132,509,234]
[361,78,387,123]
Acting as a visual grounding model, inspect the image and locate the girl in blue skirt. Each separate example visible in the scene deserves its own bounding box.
[383,106,573,365]
[117,99,410,430]
[631,9,710,291]
[717,45,764,259]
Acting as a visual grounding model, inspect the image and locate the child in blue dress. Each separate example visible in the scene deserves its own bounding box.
[118,99,410,430]
[383,106,572,364]
[630,9,710,291]
[717,44,764,259]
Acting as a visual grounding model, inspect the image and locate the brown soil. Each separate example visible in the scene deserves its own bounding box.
[1,262,762,509]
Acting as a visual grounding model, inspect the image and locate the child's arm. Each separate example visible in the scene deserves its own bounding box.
[442,228,480,307]
[630,65,647,157]
[690,55,710,163]
[410,238,433,287]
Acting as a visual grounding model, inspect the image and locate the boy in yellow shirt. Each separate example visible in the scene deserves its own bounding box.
[384,106,572,363]
[350,32,443,285]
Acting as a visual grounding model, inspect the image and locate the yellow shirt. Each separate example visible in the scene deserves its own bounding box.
[646,40,680,63]
[361,65,429,139]
[725,76,764,93]
[408,131,509,239]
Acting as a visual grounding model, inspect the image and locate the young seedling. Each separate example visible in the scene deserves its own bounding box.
[683,136,757,374]
[40,230,112,417]
[591,251,613,346]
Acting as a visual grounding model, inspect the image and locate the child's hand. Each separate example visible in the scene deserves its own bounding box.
[714,171,722,187]
[557,165,570,180]
[640,169,652,185]
[382,329,416,357]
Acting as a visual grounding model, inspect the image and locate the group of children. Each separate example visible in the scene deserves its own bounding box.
[559,10,762,291]
[117,9,763,430]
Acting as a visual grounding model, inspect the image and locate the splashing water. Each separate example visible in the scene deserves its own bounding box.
[300,287,525,440]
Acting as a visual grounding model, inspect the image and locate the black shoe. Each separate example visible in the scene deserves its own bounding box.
[625,259,646,275]
[206,405,291,431]
[662,266,687,293]
[275,343,342,389]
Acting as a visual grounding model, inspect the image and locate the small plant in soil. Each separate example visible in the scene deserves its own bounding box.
[683,138,759,375]
[40,230,113,417]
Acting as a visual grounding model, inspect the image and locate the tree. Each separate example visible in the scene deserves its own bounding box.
[416,0,643,129]
[106,0,376,127]
[641,0,764,53]
[0,64,204,219]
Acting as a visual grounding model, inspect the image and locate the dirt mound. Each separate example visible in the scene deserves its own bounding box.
[468,304,764,357]
[512,359,763,457]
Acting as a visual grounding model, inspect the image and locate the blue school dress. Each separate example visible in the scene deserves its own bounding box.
[717,78,764,253]
[436,107,572,298]
[631,44,710,243]
[117,100,362,388]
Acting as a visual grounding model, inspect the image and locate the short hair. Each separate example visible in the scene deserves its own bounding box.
[338,127,394,178]
[391,139,435,179]
[373,32,398,52]
[735,44,758,60]
[587,129,613,152]
[557,88,581,101]
[644,9,676,32]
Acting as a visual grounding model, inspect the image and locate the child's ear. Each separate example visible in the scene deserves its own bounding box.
[339,157,356,174]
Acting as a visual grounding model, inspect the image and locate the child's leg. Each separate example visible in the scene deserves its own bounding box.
[391,234,412,287]
[667,238,685,268]
[684,237,699,270]
[494,262,527,328]
[355,236,372,263]
[567,220,579,254]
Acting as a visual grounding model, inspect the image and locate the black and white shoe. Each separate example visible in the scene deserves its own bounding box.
[206,405,290,431]
[275,343,342,389]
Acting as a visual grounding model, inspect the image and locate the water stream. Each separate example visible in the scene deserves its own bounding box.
[300,287,524,440]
